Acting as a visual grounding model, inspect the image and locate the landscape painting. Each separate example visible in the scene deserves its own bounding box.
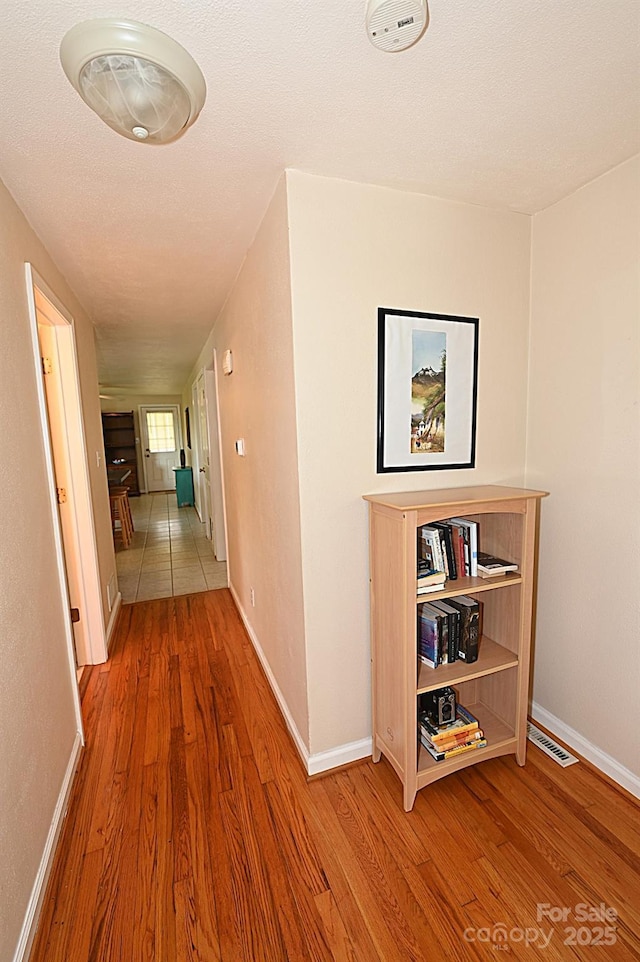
[377,308,478,473]
[411,330,446,453]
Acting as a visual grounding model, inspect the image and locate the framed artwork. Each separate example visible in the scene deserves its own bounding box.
[376,308,479,473]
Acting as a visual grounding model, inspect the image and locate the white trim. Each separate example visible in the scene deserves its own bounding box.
[24,265,84,734]
[208,354,228,561]
[307,738,373,776]
[531,701,640,800]
[12,733,83,962]
[229,584,372,776]
[106,591,122,650]
[26,264,107,667]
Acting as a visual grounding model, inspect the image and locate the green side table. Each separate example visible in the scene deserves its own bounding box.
[173,467,195,507]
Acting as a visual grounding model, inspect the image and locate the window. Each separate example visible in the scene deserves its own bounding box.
[146,411,176,453]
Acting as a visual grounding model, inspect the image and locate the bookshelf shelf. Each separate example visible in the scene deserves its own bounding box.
[363,484,547,811]
[414,571,522,604]
[417,704,516,782]
[417,636,518,693]
[101,411,139,496]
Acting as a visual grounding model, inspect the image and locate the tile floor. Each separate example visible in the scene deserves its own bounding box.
[115,492,227,603]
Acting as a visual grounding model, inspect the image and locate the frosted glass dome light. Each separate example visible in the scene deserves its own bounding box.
[60,19,206,144]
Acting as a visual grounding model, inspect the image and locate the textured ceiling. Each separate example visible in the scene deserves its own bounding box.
[1,0,638,393]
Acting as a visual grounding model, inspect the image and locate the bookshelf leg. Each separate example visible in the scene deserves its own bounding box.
[516,745,527,766]
[403,784,417,812]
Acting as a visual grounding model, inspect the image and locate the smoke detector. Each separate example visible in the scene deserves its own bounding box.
[366,0,429,52]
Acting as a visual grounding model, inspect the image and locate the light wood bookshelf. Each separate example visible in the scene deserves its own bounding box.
[363,485,548,811]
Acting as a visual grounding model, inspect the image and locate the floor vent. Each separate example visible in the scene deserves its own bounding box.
[527,722,579,767]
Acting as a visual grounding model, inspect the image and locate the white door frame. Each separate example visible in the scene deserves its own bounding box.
[190,381,202,518]
[139,404,182,492]
[194,370,211,531]
[26,263,106,732]
[26,265,107,674]
[206,356,227,561]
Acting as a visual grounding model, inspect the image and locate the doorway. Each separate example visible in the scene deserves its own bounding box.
[139,405,182,491]
[206,357,227,561]
[25,264,107,681]
[194,371,211,531]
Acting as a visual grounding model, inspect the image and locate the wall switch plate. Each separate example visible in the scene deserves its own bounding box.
[235,438,245,456]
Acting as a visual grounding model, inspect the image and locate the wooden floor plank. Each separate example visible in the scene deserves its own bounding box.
[28,589,640,962]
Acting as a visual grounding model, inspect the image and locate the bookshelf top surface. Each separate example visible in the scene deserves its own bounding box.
[362,484,548,512]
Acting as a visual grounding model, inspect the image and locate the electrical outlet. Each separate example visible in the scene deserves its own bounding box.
[250,587,255,607]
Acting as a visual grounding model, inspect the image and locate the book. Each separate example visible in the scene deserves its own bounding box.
[445,595,481,663]
[420,725,485,753]
[417,605,440,668]
[428,598,459,664]
[476,551,518,577]
[427,730,485,753]
[417,560,446,587]
[421,602,447,666]
[419,526,445,575]
[446,521,467,577]
[433,522,457,580]
[450,518,478,576]
[420,736,488,762]
[417,583,446,595]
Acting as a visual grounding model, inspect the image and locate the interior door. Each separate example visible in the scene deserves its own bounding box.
[38,319,86,665]
[191,381,201,516]
[196,372,212,536]
[140,406,181,491]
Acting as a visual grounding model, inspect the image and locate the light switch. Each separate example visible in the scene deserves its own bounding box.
[235,438,245,456]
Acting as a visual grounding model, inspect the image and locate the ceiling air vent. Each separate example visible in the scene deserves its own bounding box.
[366,0,429,52]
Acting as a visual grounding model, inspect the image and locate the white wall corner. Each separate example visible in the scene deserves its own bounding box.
[229,584,311,769]
[531,701,640,800]
[229,584,372,776]
[12,731,83,962]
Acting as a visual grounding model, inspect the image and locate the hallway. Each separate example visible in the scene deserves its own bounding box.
[29,591,640,962]
[115,492,227,602]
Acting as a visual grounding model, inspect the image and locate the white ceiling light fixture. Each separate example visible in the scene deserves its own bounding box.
[366,0,429,52]
[60,19,206,144]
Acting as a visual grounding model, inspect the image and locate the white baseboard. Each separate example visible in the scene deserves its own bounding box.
[105,590,122,652]
[531,701,640,799]
[228,584,371,776]
[12,731,83,962]
[307,737,373,776]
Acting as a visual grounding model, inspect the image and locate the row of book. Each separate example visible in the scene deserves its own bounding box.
[419,703,486,762]
[419,518,478,584]
[417,517,520,595]
[418,595,482,667]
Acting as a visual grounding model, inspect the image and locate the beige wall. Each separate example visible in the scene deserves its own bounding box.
[0,178,115,959]
[287,171,533,754]
[183,176,309,745]
[527,156,640,776]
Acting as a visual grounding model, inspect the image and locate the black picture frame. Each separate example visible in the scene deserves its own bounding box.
[376,308,479,473]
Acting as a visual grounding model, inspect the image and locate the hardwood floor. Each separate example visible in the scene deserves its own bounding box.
[30,589,640,961]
